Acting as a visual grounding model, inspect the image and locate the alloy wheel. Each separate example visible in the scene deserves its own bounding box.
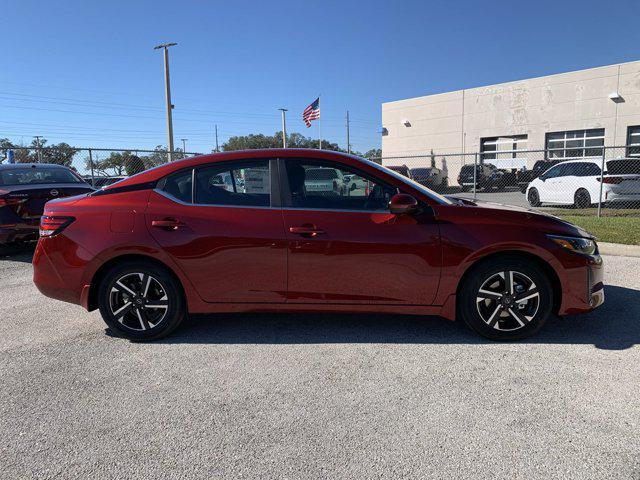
[109,272,169,331]
[476,270,540,332]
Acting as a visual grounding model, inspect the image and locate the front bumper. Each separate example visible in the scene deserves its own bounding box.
[558,254,605,315]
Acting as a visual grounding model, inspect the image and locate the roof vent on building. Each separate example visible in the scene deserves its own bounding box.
[381,127,389,136]
[402,119,411,127]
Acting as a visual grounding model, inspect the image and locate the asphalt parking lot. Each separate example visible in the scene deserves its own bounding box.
[1,247,639,479]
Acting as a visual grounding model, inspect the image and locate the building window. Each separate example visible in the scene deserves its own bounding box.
[626,126,640,157]
[545,129,604,159]
[480,135,528,169]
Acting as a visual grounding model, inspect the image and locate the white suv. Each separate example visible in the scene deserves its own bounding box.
[526,158,640,208]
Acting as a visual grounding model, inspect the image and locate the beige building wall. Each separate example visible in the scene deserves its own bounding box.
[381,60,640,181]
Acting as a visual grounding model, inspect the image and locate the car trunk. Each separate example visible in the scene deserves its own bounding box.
[0,183,93,224]
[604,160,640,195]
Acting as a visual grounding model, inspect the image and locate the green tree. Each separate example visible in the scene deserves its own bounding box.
[0,138,31,163]
[221,131,347,153]
[126,155,145,176]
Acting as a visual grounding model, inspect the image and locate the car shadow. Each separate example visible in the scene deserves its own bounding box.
[144,285,639,351]
[0,243,35,263]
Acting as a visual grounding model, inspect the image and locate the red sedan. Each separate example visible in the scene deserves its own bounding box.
[33,149,604,341]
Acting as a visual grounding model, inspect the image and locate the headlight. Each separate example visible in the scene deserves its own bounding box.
[547,234,597,255]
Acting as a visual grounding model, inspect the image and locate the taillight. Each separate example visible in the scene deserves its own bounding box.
[0,197,24,207]
[598,176,624,184]
[39,216,75,237]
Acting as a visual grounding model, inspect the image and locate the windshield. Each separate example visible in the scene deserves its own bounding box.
[411,168,431,175]
[359,158,452,205]
[607,159,640,175]
[0,167,84,186]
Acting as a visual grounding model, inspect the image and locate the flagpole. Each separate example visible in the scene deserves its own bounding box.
[318,95,322,149]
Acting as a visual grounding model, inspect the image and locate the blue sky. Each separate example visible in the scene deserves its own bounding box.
[2,0,640,154]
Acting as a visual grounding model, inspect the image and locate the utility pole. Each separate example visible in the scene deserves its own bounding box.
[181,138,187,154]
[346,110,351,154]
[154,42,177,162]
[278,108,288,148]
[214,125,219,152]
[33,135,43,163]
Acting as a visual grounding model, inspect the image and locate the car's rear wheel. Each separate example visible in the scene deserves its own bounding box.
[97,262,185,341]
[458,256,552,340]
[574,188,591,209]
[527,187,541,207]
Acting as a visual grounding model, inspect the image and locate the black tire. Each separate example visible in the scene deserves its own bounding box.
[527,187,541,207]
[458,256,553,341]
[97,261,186,341]
[519,185,527,194]
[574,189,591,209]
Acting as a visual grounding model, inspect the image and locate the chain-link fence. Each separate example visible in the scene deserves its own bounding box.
[3,144,639,217]
[0,146,201,188]
[373,145,640,217]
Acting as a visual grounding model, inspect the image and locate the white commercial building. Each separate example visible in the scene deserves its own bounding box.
[381,60,640,180]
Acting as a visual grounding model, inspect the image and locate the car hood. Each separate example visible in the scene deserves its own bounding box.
[445,195,593,239]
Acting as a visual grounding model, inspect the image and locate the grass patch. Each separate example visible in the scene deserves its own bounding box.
[555,215,640,245]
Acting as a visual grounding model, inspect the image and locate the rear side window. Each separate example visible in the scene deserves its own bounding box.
[195,159,271,207]
[158,169,193,203]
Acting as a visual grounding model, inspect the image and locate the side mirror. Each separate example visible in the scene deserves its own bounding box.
[389,193,418,215]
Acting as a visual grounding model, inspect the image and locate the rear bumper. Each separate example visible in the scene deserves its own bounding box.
[604,191,640,203]
[33,236,92,307]
[0,225,39,244]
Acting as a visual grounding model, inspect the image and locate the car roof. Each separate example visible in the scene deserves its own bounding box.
[0,163,71,170]
[106,149,372,190]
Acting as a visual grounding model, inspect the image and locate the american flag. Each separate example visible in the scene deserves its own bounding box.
[302,98,320,127]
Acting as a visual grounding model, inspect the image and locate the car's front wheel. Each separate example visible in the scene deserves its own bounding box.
[458,256,553,340]
[97,261,186,341]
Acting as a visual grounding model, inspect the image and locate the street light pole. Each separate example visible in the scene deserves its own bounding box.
[346,110,351,154]
[154,42,177,162]
[181,138,187,155]
[278,108,288,148]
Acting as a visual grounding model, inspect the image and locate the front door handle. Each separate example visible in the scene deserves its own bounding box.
[289,225,325,237]
[152,218,185,231]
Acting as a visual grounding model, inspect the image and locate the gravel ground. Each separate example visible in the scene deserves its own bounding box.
[1,247,639,479]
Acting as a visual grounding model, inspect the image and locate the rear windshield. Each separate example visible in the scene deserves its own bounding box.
[307,168,337,180]
[460,165,480,173]
[606,159,640,175]
[0,167,83,186]
[411,168,431,175]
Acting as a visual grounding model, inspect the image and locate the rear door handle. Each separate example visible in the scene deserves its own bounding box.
[152,218,185,230]
[289,225,325,237]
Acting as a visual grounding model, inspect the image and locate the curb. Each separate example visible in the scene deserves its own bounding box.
[598,242,640,257]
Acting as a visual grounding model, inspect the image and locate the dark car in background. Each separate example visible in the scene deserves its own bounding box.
[0,163,94,245]
[516,160,563,193]
[458,163,516,192]
[410,167,448,191]
[386,165,412,179]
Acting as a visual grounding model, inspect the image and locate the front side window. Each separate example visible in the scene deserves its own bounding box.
[546,129,604,159]
[285,159,396,211]
[195,159,271,207]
